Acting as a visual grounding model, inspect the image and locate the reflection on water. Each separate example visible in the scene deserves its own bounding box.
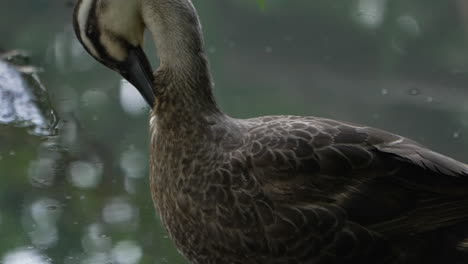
[0,58,56,136]
[112,241,143,264]
[102,198,138,228]
[119,80,148,116]
[353,0,387,29]
[3,249,49,264]
[27,198,61,249]
[68,161,103,189]
[120,148,146,179]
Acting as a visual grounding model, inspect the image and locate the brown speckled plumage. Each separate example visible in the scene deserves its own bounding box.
[73,0,468,263]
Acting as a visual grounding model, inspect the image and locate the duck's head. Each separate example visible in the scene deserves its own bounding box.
[73,0,156,107]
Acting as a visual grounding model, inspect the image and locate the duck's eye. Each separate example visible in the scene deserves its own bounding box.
[86,25,95,36]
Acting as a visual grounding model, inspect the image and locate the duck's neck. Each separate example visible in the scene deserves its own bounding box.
[141,0,220,120]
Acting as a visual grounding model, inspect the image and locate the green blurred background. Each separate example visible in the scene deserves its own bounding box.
[1,0,468,263]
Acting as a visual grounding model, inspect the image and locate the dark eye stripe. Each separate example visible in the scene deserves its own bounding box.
[73,0,124,67]
[73,0,100,58]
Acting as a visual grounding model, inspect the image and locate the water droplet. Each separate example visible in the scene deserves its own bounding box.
[80,195,85,200]
[9,151,16,156]
[47,205,58,211]
[265,46,273,53]
[453,131,461,139]
[92,115,99,121]
[65,196,72,200]
[381,88,388,95]
[426,96,433,103]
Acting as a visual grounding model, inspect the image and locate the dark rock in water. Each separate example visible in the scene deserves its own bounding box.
[0,52,56,136]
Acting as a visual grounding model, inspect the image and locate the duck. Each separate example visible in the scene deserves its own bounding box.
[72,0,468,263]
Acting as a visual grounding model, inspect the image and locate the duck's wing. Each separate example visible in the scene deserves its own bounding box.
[244,116,468,262]
[246,116,468,196]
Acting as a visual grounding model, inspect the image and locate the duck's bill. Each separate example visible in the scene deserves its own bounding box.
[119,46,156,108]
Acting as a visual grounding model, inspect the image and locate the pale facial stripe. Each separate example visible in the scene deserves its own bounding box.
[77,0,100,58]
